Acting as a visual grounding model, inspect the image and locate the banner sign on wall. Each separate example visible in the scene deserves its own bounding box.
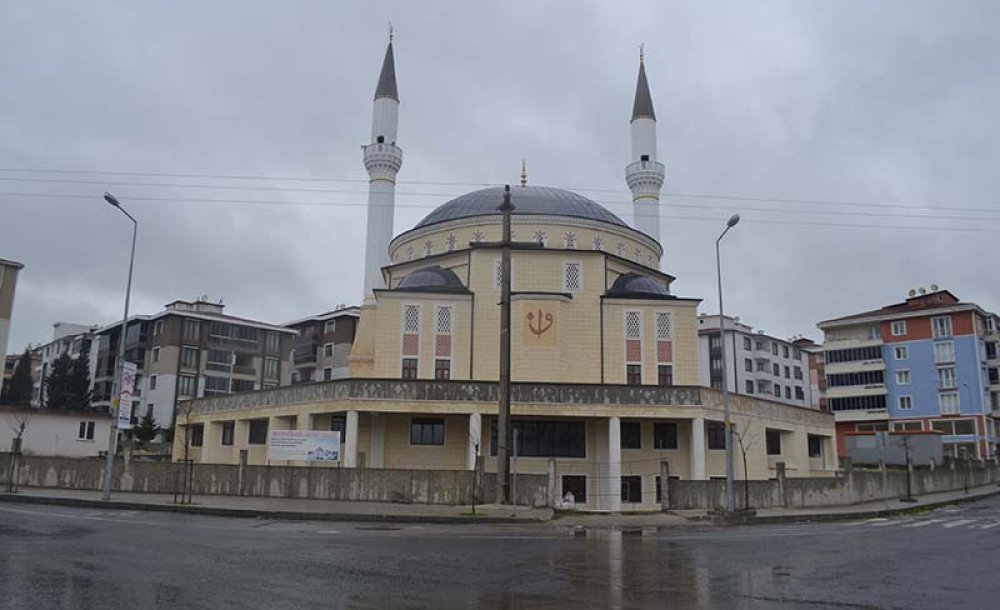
[116,361,138,430]
[267,430,341,462]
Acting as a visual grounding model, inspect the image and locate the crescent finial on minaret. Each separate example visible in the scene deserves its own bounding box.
[520,159,527,187]
[640,43,644,63]
[388,22,393,42]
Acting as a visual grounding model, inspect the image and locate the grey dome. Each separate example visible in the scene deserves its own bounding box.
[414,186,628,230]
[608,273,671,298]
[396,266,466,293]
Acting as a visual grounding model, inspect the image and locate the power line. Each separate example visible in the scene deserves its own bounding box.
[2,190,996,233]
[1,166,998,215]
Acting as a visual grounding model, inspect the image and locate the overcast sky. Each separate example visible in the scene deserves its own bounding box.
[2,0,999,353]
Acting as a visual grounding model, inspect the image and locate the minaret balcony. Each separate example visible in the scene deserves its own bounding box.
[625,160,665,194]
[363,142,403,177]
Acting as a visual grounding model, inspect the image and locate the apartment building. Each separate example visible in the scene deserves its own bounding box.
[793,338,827,412]
[30,322,100,407]
[818,288,999,460]
[92,299,297,428]
[284,306,360,383]
[697,314,814,409]
[0,258,24,398]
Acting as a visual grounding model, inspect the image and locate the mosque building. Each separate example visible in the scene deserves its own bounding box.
[174,37,836,511]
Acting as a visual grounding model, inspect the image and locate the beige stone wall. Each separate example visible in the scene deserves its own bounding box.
[602,300,700,385]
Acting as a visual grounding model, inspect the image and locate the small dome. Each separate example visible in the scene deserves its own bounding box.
[608,273,670,298]
[414,185,628,230]
[396,266,466,292]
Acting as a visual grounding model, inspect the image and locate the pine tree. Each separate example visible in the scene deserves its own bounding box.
[2,348,33,406]
[44,353,74,409]
[134,410,158,445]
[68,352,93,410]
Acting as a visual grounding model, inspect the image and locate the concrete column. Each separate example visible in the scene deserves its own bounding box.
[608,416,622,513]
[467,413,482,470]
[369,413,386,469]
[547,458,557,508]
[690,417,706,480]
[295,413,311,430]
[343,410,359,468]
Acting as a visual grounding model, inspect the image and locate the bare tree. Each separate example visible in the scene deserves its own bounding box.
[731,423,756,511]
[6,403,31,451]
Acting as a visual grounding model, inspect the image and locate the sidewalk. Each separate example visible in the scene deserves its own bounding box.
[672,483,1000,524]
[0,487,553,525]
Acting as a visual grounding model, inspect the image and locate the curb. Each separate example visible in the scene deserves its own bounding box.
[697,487,1000,525]
[0,493,549,525]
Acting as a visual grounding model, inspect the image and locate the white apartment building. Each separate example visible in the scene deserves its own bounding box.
[697,314,815,409]
[31,322,100,407]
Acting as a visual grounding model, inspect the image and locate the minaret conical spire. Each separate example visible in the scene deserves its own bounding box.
[631,51,655,122]
[374,36,398,101]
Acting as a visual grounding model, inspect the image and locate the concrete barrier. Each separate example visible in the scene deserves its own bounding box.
[0,454,549,506]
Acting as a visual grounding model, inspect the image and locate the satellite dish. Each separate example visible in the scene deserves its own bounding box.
[930,284,939,291]
[918,287,927,295]
[908,289,916,297]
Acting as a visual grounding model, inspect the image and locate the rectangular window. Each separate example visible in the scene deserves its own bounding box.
[562,262,582,293]
[329,416,346,442]
[830,395,888,411]
[620,421,642,449]
[221,421,235,446]
[153,320,163,336]
[774,383,781,397]
[783,345,789,359]
[756,340,764,351]
[987,342,998,360]
[771,343,779,356]
[178,375,197,397]
[937,367,956,389]
[324,320,337,334]
[932,316,953,338]
[825,345,884,364]
[265,332,280,353]
[436,305,454,334]
[793,366,803,380]
[264,358,279,380]
[745,359,753,372]
[78,421,95,440]
[990,367,999,385]
[743,337,752,350]
[323,367,332,381]
[182,320,200,341]
[939,391,960,414]
[765,430,782,455]
[562,475,586,504]
[793,347,801,360]
[410,417,445,446]
[794,386,804,400]
[894,421,921,432]
[625,311,641,340]
[934,341,955,363]
[784,386,791,399]
[152,347,160,363]
[621,476,642,503]
[149,375,157,391]
[403,304,421,333]
[181,346,199,369]
[746,380,755,394]
[435,359,451,380]
[656,312,672,341]
[895,369,911,385]
[894,345,908,360]
[807,435,822,458]
[323,343,333,357]
[827,370,885,387]
[898,395,913,410]
[401,358,418,379]
[657,364,673,386]
[190,424,204,447]
[626,364,642,386]
[653,422,678,450]
[490,420,586,458]
[248,419,268,445]
[891,321,907,336]
[772,363,780,376]
[706,422,726,450]
[784,365,790,379]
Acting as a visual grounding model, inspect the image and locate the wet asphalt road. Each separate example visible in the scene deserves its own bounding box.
[2,497,1000,609]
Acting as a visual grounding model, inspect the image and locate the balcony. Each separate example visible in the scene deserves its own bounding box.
[294,336,318,365]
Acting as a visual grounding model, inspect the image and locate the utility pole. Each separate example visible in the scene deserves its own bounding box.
[496,185,514,505]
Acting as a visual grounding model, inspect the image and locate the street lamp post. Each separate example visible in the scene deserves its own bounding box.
[101,192,137,502]
[716,213,740,515]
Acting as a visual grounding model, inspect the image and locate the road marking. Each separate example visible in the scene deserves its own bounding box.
[317,530,340,534]
[866,519,899,527]
[901,519,942,528]
[977,522,1000,530]
[943,519,976,528]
